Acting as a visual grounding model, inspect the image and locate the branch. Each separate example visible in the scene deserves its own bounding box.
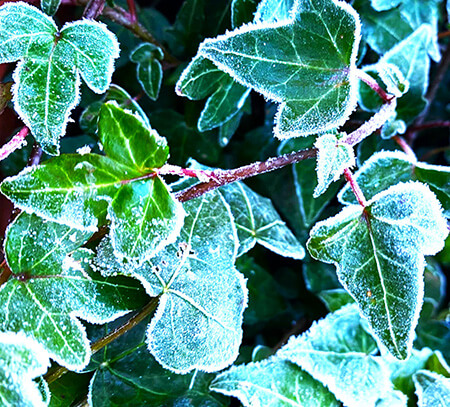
[355,69,393,103]
[393,136,417,162]
[82,0,105,19]
[0,126,29,162]
[343,168,367,207]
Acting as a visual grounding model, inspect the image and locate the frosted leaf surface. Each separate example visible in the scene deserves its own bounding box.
[41,0,61,15]
[0,213,144,370]
[314,133,355,197]
[219,182,305,259]
[130,43,164,101]
[254,0,296,23]
[198,0,361,139]
[0,332,50,407]
[308,182,448,359]
[0,2,119,155]
[210,357,340,407]
[413,371,450,407]
[338,151,450,217]
[278,304,399,407]
[95,191,247,374]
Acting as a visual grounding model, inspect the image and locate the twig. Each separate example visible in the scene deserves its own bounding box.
[343,168,367,207]
[408,121,450,132]
[355,69,393,103]
[420,146,450,162]
[438,30,450,39]
[126,0,137,24]
[82,0,105,19]
[0,126,29,162]
[0,260,12,287]
[27,142,43,166]
[393,136,417,163]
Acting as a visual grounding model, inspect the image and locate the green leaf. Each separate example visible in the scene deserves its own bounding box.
[314,133,355,197]
[231,0,258,28]
[95,191,247,374]
[0,2,119,155]
[0,332,50,407]
[338,151,450,217]
[254,0,296,23]
[41,0,61,16]
[87,317,229,406]
[211,357,340,407]
[278,304,401,407]
[0,82,12,115]
[413,371,450,407]
[0,213,144,369]
[219,182,305,259]
[308,182,448,359]
[198,0,361,138]
[318,288,354,311]
[48,372,91,407]
[130,43,164,101]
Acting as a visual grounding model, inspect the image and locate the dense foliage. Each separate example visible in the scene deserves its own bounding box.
[0,0,449,405]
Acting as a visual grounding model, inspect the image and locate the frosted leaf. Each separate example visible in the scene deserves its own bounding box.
[377,62,409,98]
[338,151,450,217]
[41,0,61,15]
[95,191,247,374]
[254,0,296,23]
[210,357,340,407]
[278,304,399,407]
[231,0,258,29]
[413,371,450,407]
[0,213,144,370]
[370,0,401,11]
[0,332,51,407]
[219,182,305,259]
[308,182,448,359]
[0,2,119,155]
[130,43,164,101]
[198,0,361,139]
[314,133,355,197]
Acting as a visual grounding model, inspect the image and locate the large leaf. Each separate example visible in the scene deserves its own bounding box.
[338,151,450,217]
[308,182,448,359]
[95,191,247,374]
[0,213,145,369]
[198,0,361,139]
[211,357,340,407]
[0,2,119,155]
[413,371,450,407]
[278,304,403,406]
[0,332,50,407]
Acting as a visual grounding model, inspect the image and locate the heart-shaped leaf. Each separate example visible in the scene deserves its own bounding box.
[413,371,450,407]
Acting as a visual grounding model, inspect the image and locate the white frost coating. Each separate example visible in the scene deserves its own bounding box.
[0,331,51,407]
[413,370,450,407]
[254,0,296,23]
[377,62,410,97]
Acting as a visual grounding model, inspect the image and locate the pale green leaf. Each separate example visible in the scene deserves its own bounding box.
[254,0,296,23]
[413,371,450,407]
[219,182,305,259]
[370,0,401,10]
[308,182,448,359]
[338,151,450,217]
[318,288,354,311]
[314,133,355,197]
[0,332,50,407]
[278,304,399,407]
[198,0,361,138]
[95,191,247,374]
[211,357,340,407]
[41,0,61,16]
[0,213,144,369]
[130,43,164,101]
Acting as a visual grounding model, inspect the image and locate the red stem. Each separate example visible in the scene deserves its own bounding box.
[0,126,29,162]
[126,0,137,24]
[393,136,417,162]
[343,168,367,207]
[409,121,450,132]
[356,69,393,103]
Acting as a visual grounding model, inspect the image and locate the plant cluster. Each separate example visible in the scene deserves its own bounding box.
[0,0,449,406]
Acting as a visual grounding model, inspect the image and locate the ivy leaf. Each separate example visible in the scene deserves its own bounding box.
[0,212,145,369]
[210,357,340,407]
[413,371,450,407]
[314,133,355,197]
[95,191,247,374]
[278,304,400,407]
[198,0,361,139]
[338,151,450,217]
[308,182,448,359]
[130,43,164,101]
[0,332,50,407]
[86,317,229,406]
[41,0,61,16]
[0,2,119,155]
[219,182,305,259]
[254,0,296,23]
[231,0,258,28]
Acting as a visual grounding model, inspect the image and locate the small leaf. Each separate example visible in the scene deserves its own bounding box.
[95,191,247,374]
[130,43,164,100]
[318,288,354,311]
[211,357,340,407]
[0,213,144,369]
[413,371,450,407]
[308,182,448,359]
[314,133,355,197]
[254,0,296,23]
[0,332,50,407]
[198,0,361,138]
[278,304,398,407]
[41,0,61,15]
[231,0,258,28]
[219,181,305,259]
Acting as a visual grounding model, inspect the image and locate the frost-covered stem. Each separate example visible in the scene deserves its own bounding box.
[28,143,43,166]
[82,0,105,19]
[343,168,367,207]
[157,164,219,183]
[175,148,317,202]
[393,136,417,163]
[0,126,29,162]
[126,0,137,24]
[341,98,397,146]
[355,69,392,103]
